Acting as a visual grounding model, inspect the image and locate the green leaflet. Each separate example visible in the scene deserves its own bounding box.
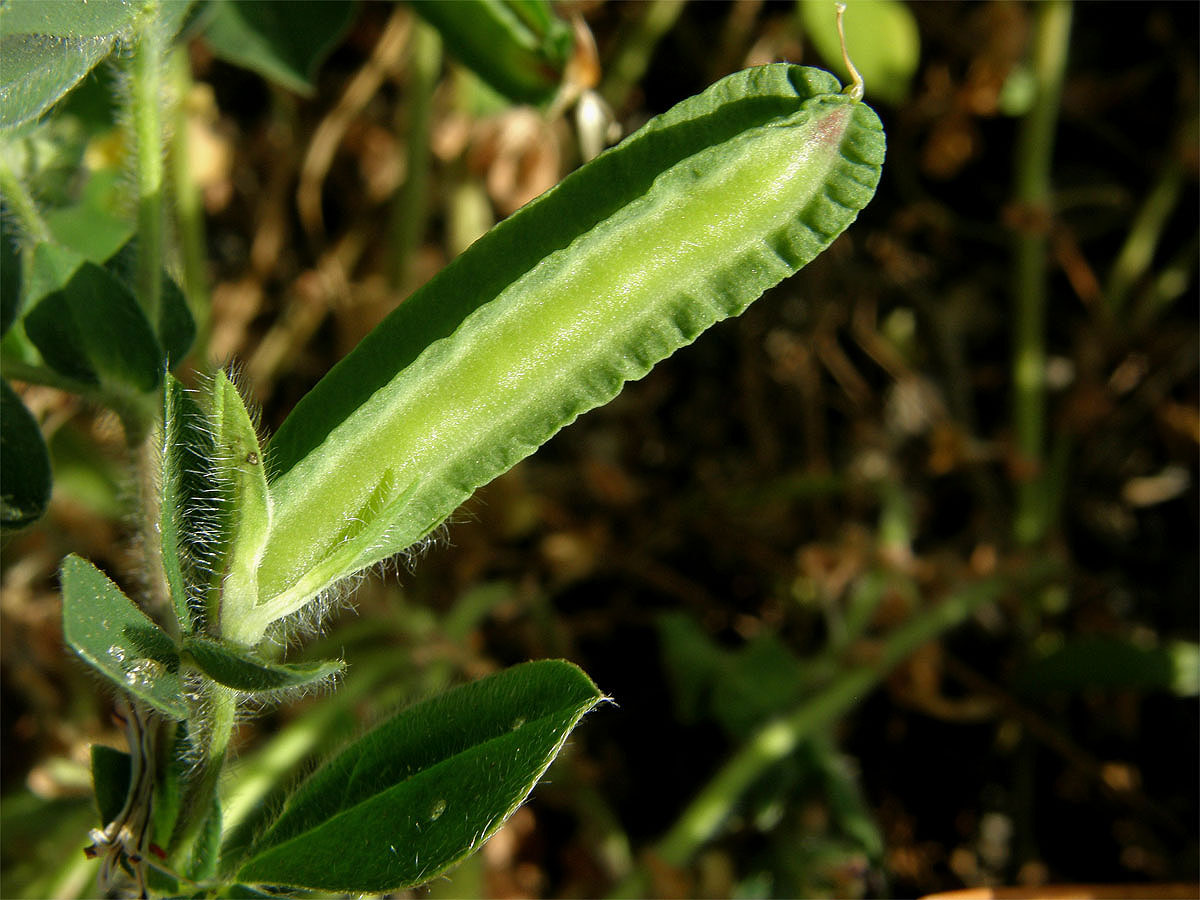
[21,238,194,391]
[251,63,883,638]
[236,660,604,892]
[0,0,193,131]
[207,371,272,646]
[0,0,136,131]
[0,0,198,129]
[183,635,343,693]
[0,219,48,533]
[60,554,188,720]
[0,378,51,530]
[160,374,219,629]
[103,240,196,367]
[90,743,133,827]
[1,213,20,334]
[24,251,163,390]
[413,0,573,106]
[0,0,144,38]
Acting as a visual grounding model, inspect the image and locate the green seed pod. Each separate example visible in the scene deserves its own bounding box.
[242,63,884,645]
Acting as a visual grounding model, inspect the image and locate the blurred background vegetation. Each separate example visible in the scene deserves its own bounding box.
[2,1,1197,897]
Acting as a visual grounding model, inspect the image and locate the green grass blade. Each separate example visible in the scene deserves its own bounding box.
[237,660,605,892]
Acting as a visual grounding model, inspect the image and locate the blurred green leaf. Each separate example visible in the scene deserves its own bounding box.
[0,791,98,900]
[3,116,88,206]
[44,169,136,264]
[657,612,722,723]
[56,62,122,132]
[103,239,195,365]
[443,581,516,643]
[1017,635,1200,696]
[23,251,164,391]
[61,554,188,719]
[183,636,344,693]
[713,635,808,739]
[202,0,357,96]
[798,0,920,105]
[808,738,883,861]
[22,229,192,381]
[659,612,807,739]
[414,0,572,106]
[47,421,126,519]
[237,660,605,891]
[1,208,22,335]
[26,241,87,304]
[0,377,52,530]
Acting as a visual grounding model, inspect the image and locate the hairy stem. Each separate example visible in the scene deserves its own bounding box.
[0,154,52,244]
[169,683,237,861]
[169,47,211,360]
[130,1,166,331]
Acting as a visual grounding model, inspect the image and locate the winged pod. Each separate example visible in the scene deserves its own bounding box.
[203,57,886,648]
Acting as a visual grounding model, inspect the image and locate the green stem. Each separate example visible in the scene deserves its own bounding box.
[0,356,98,395]
[600,0,687,111]
[0,357,158,447]
[390,18,441,292]
[1135,229,1199,328]
[609,577,1005,898]
[0,153,52,244]
[169,47,211,359]
[1106,149,1185,319]
[1011,0,1072,547]
[130,1,166,331]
